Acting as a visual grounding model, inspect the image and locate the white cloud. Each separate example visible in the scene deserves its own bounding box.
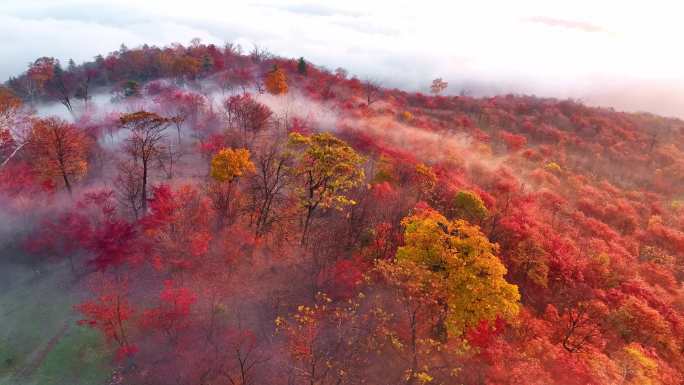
[1,0,684,117]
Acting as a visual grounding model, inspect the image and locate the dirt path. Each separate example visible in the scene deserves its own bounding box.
[14,321,71,380]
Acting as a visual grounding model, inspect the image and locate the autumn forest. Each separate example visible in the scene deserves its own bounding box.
[2,40,684,385]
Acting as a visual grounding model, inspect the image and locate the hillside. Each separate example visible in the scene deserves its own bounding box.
[2,42,684,385]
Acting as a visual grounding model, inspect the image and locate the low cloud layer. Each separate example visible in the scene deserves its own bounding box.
[2,0,684,117]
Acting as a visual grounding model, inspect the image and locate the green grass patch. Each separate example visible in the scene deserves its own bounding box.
[0,261,112,384]
[30,328,110,385]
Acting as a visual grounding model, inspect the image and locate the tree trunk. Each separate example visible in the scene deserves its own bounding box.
[141,158,148,214]
[62,171,72,196]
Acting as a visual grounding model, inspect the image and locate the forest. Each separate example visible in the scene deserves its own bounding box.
[1,40,684,385]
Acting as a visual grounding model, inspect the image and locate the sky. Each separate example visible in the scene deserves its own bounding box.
[1,0,683,117]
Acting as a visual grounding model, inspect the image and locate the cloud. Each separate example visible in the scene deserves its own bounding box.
[523,16,607,33]
[257,2,363,18]
[1,0,684,118]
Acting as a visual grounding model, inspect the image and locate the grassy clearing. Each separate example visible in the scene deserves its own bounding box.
[28,328,109,385]
[0,261,111,385]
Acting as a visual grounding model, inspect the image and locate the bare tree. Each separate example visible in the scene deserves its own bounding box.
[559,301,607,353]
[225,94,272,146]
[217,71,235,96]
[74,68,94,109]
[220,327,269,385]
[254,79,265,95]
[430,78,448,95]
[363,78,381,106]
[115,160,144,219]
[119,111,172,213]
[249,44,271,63]
[157,140,184,180]
[46,62,76,115]
[248,136,292,237]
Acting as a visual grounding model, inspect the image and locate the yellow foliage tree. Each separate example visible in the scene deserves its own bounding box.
[265,65,288,95]
[288,132,365,243]
[450,190,489,224]
[544,162,562,174]
[414,163,436,198]
[210,148,255,183]
[386,206,520,337]
[208,148,255,226]
[617,343,659,385]
[400,111,413,122]
[275,293,375,385]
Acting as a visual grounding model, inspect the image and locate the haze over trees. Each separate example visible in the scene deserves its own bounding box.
[2,40,684,385]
